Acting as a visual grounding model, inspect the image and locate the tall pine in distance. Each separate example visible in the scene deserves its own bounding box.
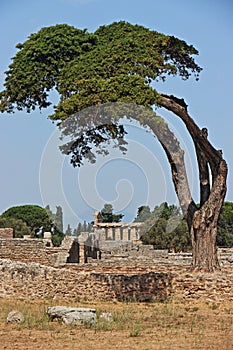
[54,206,63,233]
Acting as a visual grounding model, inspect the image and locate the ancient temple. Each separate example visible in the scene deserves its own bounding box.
[93,211,142,241]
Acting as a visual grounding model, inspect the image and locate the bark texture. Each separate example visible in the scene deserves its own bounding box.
[158,94,228,271]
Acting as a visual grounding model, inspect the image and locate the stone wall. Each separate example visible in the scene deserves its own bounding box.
[0,238,59,265]
[97,241,233,268]
[0,228,13,239]
[0,258,232,302]
[0,259,171,302]
[0,236,232,268]
[0,236,83,266]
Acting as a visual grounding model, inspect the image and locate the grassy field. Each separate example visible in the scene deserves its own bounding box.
[0,299,232,350]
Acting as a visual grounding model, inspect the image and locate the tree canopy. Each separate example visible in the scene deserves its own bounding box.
[0,217,31,238]
[138,202,233,251]
[0,21,201,117]
[100,204,124,223]
[134,205,152,223]
[54,206,64,233]
[0,204,65,246]
[1,205,51,236]
[0,24,96,112]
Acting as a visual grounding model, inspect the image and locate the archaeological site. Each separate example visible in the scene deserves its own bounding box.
[0,211,232,303]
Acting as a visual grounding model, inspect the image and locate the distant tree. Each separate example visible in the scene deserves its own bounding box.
[0,217,31,238]
[141,201,233,250]
[76,222,83,236]
[45,204,55,221]
[51,233,64,247]
[44,204,64,246]
[65,224,72,236]
[217,202,233,247]
[140,203,191,252]
[134,206,151,222]
[141,218,191,252]
[83,220,87,232]
[142,217,168,248]
[87,222,93,232]
[170,220,191,252]
[1,205,51,236]
[54,206,63,233]
[101,204,124,223]
[73,221,93,236]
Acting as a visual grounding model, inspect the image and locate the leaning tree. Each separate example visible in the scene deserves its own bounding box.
[0,22,227,271]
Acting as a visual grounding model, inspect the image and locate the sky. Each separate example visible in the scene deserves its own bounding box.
[0,0,233,230]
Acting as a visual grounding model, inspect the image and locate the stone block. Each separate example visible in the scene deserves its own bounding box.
[0,228,13,239]
[44,232,52,240]
[7,310,24,323]
[47,306,96,326]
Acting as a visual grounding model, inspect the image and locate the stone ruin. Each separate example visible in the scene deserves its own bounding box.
[93,210,142,241]
[0,212,143,266]
[0,228,13,239]
[0,217,232,303]
[0,212,233,268]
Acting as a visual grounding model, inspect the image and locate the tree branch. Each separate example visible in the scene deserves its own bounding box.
[138,113,197,225]
[159,93,222,180]
[159,93,225,206]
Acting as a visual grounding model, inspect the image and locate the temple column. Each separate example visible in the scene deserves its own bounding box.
[107,227,113,240]
[130,227,136,240]
[115,227,121,241]
[122,227,128,241]
[79,242,85,264]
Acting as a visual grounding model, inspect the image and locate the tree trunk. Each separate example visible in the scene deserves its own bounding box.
[190,159,227,271]
[159,94,228,271]
[191,212,219,271]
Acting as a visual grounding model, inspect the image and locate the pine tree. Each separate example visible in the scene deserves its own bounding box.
[54,206,63,233]
[65,224,72,236]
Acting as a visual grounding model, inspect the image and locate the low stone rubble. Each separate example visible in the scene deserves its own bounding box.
[0,258,232,302]
[47,306,96,326]
[6,310,24,324]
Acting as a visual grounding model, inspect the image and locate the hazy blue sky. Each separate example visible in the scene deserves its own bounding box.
[0,0,232,229]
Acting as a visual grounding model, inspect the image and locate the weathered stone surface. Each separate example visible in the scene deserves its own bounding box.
[0,234,232,268]
[0,258,232,302]
[0,228,13,239]
[47,306,96,325]
[7,310,24,323]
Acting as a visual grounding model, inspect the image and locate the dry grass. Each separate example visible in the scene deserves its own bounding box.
[0,299,232,350]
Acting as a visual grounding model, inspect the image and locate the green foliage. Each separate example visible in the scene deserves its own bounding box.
[54,206,63,233]
[0,21,202,170]
[51,234,63,247]
[45,205,55,221]
[52,21,201,121]
[53,22,201,117]
[100,204,124,223]
[139,201,233,250]
[73,221,93,236]
[0,217,31,237]
[44,204,64,246]
[0,21,201,117]
[65,224,72,236]
[217,202,233,247]
[134,205,151,222]
[1,205,51,236]
[0,24,96,112]
[139,202,191,252]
